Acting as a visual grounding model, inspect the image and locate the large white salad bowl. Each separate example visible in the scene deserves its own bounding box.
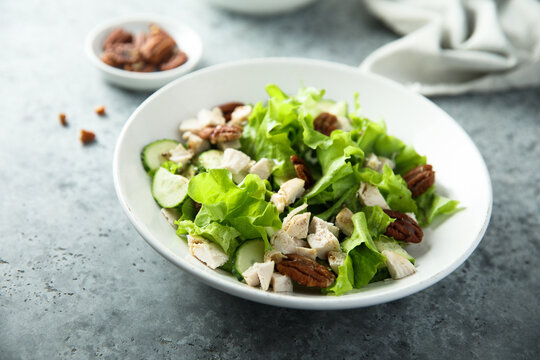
[113,58,492,310]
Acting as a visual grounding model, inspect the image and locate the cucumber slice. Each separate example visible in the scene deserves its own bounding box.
[141,139,179,172]
[232,239,265,280]
[151,167,189,208]
[375,237,415,264]
[198,150,224,171]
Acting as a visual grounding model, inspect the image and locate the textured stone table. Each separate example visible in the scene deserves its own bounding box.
[1,1,539,359]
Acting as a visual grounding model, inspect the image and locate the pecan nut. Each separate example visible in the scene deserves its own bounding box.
[197,126,216,140]
[290,155,314,189]
[402,164,435,197]
[102,28,133,50]
[140,26,176,65]
[275,254,335,288]
[383,209,423,243]
[209,124,242,144]
[160,51,188,71]
[100,43,141,67]
[313,112,338,136]
[216,102,244,121]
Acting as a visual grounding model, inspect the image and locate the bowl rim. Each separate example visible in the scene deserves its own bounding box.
[113,57,493,310]
[85,14,202,81]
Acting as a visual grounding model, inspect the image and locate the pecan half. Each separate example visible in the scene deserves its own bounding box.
[102,28,133,50]
[209,124,242,144]
[383,209,423,243]
[290,155,314,189]
[100,43,141,66]
[402,164,435,197]
[197,126,216,140]
[313,112,338,136]
[140,26,176,65]
[160,51,188,71]
[275,254,335,288]
[216,102,244,121]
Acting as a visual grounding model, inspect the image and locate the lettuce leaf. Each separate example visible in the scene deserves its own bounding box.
[415,186,461,226]
[176,220,240,256]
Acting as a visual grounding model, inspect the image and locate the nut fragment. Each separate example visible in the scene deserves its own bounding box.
[94,105,106,116]
[140,26,176,65]
[79,129,96,145]
[209,124,242,144]
[313,112,338,136]
[402,164,435,197]
[275,253,335,288]
[383,209,423,243]
[102,28,133,50]
[160,51,188,71]
[59,113,67,126]
[216,102,244,121]
[290,155,314,189]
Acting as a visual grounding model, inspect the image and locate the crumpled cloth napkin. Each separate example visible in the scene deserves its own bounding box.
[360,0,540,95]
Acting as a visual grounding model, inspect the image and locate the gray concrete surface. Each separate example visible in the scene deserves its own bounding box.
[1,0,539,359]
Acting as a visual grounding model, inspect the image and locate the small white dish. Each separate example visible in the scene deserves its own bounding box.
[85,15,202,91]
[113,58,492,310]
[204,0,319,15]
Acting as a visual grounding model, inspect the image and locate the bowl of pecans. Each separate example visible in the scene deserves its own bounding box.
[86,15,203,91]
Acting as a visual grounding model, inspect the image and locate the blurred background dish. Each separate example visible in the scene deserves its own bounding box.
[86,15,202,91]
[203,0,319,15]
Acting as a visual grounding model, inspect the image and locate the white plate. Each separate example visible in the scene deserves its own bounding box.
[203,0,319,15]
[113,58,492,310]
[86,15,202,91]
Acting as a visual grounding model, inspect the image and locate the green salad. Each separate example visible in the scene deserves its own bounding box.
[141,84,459,295]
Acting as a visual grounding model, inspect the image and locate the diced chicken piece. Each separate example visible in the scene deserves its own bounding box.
[336,115,352,132]
[198,107,226,127]
[335,207,354,237]
[271,273,293,292]
[160,208,179,229]
[364,153,395,173]
[270,178,305,213]
[328,251,346,274]
[293,239,308,247]
[295,247,317,261]
[358,182,390,209]
[264,249,286,263]
[168,144,194,165]
[222,148,252,176]
[271,230,297,254]
[307,227,340,259]
[179,118,204,134]
[282,203,308,226]
[217,139,241,150]
[283,212,311,239]
[382,250,416,280]
[249,158,273,180]
[309,216,340,238]
[230,105,252,126]
[186,133,210,155]
[242,262,275,290]
[187,235,229,269]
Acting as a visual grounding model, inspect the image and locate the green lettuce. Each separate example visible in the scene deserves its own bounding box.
[415,186,461,226]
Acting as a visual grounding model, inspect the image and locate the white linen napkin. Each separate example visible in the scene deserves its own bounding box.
[360,0,540,95]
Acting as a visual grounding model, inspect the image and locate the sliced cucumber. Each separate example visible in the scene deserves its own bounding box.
[375,236,415,264]
[233,239,265,280]
[198,150,224,171]
[151,167,189,208]
[141,139,179,172]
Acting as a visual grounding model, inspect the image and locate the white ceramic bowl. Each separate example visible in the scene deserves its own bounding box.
[113,58,492,310]
[204,0,319,15]
[86,15,202,91]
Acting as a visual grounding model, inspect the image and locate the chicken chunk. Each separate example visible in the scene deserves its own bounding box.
[271,273,293,292]
[271,230,298,254]
[249,158,273,180]
[230,105,252,126]
[328,251,346,274]
[295,247,317,261]
[242,262,275,290]
[160,208,179,229]
[221,148,252,177]
[335,207,354,237]
[358,182,390,209]
[382,250,416,280]
[186,133,210,155]
[187,235,229,269]
[167,144,193,166]
[307,226,340,259]
[270,178,305,213]
[309,216,340,238]
[364,153,395,173]
[282,212,311,239]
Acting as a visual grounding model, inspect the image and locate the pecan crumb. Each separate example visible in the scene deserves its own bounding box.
[59,113,68,127]
[402,164,435,197]
[94,105,106,116]
[79,129,96,145]
[290,155,314,189]
[313,112,338,136]
[383,209,423,243]
[275,253,335,288]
